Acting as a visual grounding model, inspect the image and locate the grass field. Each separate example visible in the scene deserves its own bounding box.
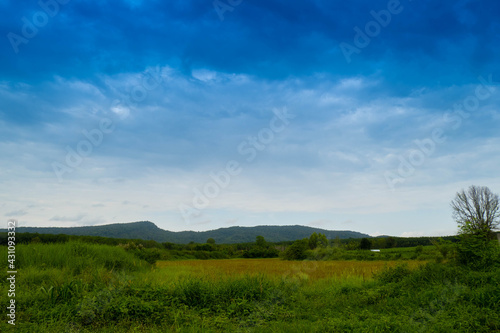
[154,258,425,282]
[1,241,499,332]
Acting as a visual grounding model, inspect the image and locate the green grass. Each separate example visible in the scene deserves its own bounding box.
[0,241,499,332]
[306,244,446,261]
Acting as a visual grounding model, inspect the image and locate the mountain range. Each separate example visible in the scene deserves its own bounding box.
[3,221,371,244]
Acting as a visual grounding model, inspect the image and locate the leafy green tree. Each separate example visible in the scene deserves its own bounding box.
[206,238,215,244]
[242,235,279,258]
[371,237,385,249]
[283,239,309,260]
[318,233,328,247]
[431,238,455,259]
[308,232,319,249]
[386,237,396,248]
[345,240,359,250]
[256,235,266,248]
[360,238,371,250]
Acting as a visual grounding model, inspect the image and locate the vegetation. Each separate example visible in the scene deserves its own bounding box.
[360,237,371,250]
[451,185,500,270]
[455,230,500,270]
[282,239,309,260]
[0,226,461,254]
[0,222,370,244]
[243,236,279,258]
[0,231,465,268]
[1,240,499,332]
[451,185,500,235]
[2,187,499,332]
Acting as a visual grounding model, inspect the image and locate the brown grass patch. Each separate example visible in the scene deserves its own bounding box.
[155,258,425,282]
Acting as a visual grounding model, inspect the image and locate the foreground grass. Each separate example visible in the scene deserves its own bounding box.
[1,242,499,332]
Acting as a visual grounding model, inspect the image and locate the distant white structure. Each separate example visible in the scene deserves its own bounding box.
[371,249,380,252]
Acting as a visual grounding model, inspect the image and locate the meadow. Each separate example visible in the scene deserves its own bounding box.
[1,241,499,332]
[153,258,425,282]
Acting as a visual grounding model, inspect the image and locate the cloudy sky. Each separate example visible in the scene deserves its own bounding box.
[1,0,499,236]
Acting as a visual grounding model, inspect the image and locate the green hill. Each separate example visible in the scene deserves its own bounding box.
[3,221,370,244]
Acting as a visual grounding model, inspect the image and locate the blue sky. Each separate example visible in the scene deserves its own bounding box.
[1,0,499,236]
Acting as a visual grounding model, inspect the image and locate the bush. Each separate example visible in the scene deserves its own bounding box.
[243,247,279,258]
[375,264,412,283]
[456,232,500,270]
[282,239,309,260]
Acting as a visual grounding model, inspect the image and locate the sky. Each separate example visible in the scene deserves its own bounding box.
[1,0,499,237]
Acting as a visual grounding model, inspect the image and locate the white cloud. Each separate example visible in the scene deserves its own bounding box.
[5,209,27,217]
[192,69,217,82]
[50,214,86,222]
[0,71,498,236]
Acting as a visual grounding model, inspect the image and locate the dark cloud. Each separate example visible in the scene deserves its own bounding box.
[0,0,498,87]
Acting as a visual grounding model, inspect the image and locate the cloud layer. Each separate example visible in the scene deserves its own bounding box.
[0,0,499,236]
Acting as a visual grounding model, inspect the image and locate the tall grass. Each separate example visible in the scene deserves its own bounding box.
[14,241,149,272]
[0,241,152,332]
[154,258,425,283]
[1,242,499,332]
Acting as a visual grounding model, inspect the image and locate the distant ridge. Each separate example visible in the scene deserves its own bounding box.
[1,221,370,244]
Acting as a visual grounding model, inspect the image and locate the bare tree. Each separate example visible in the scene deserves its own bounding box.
[451,185,500,234]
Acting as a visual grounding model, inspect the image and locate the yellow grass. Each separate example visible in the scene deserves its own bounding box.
[153,258,425,283]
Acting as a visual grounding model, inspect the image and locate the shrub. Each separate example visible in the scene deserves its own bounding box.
[375,264,412,283]
[282,239,309,260]
[456,231,500,270]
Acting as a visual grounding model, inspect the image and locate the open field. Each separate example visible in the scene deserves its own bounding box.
[154,258,426,282]
[1,241,499,332]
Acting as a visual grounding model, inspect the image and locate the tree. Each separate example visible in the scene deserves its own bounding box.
[451,185,500,269]
[345,240,359,250]
[318,233,328,247]
[386,237,396,248]
[256,235,266,248]
[283,239,309,260]
[451,185,500,236]
[308,232,318,249]
[360,238,371,250]
[206,238,215,244]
